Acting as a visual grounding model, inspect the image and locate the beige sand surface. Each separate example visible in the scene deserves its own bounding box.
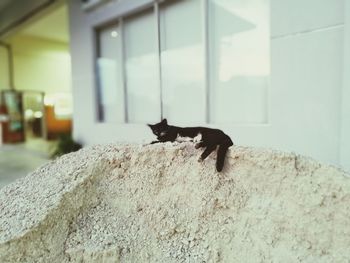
[0,142,349,262]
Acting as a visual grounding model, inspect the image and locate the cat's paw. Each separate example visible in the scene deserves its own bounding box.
[197,157,203,162]
[195,142,205,149]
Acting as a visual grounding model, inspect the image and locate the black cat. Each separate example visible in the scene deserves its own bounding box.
[148,119,233,172]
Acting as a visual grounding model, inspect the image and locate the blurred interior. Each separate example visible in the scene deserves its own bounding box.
[0,1,72,154]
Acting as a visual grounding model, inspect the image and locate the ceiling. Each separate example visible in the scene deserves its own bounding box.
[0,0,12,10]
[20,4,69,43]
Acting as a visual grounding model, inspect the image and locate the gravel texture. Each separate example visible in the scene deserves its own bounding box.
[0,142,350,263]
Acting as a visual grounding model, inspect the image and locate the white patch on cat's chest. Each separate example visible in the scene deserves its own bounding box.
[175,132,202,143]
[193,133,202,143]
[175,134,191,142]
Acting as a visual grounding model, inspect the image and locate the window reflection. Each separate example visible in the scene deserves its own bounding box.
[124,9,160,123]
[97,24,125,123]
[209,0,270,124]
[160,0,206,124]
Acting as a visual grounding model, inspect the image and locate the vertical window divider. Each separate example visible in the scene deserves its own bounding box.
[155,2,163,120]
[203,0,210,123]
[119,17,128,123]
[93,28,103,122]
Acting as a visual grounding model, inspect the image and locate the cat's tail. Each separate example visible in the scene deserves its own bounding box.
[216,140,233,172]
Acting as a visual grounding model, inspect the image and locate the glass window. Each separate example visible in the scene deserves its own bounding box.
[159,0,206,124]
[124,10,160,123]
[208,0,270,124]
[96,23,125,123]
[95,0,270,125]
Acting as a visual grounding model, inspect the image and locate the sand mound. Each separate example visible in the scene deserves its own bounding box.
[0,143,350,262]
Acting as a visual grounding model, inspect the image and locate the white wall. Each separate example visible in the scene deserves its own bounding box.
[270,0,344,166]
[0,45,10,90]
[6,35,71,96]
[341,1,350,170]
[68,0,349,170]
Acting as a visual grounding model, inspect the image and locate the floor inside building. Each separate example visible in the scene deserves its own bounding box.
[0,139,53,189]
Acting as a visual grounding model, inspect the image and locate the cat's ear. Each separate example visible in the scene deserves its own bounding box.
[161,118,168,125]
[147,124,153,128]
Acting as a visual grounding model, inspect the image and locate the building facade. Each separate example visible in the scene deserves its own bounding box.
[68,0,350,171]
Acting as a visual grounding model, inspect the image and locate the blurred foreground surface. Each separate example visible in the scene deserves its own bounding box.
[1,142,350,262]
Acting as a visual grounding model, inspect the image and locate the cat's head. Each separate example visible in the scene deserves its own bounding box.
[148,118,168,137]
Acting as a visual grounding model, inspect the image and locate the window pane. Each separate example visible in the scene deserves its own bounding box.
[209,0,270,124]
[160,0,206,124]
[124,10,160,123]
[96,24,125,123]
